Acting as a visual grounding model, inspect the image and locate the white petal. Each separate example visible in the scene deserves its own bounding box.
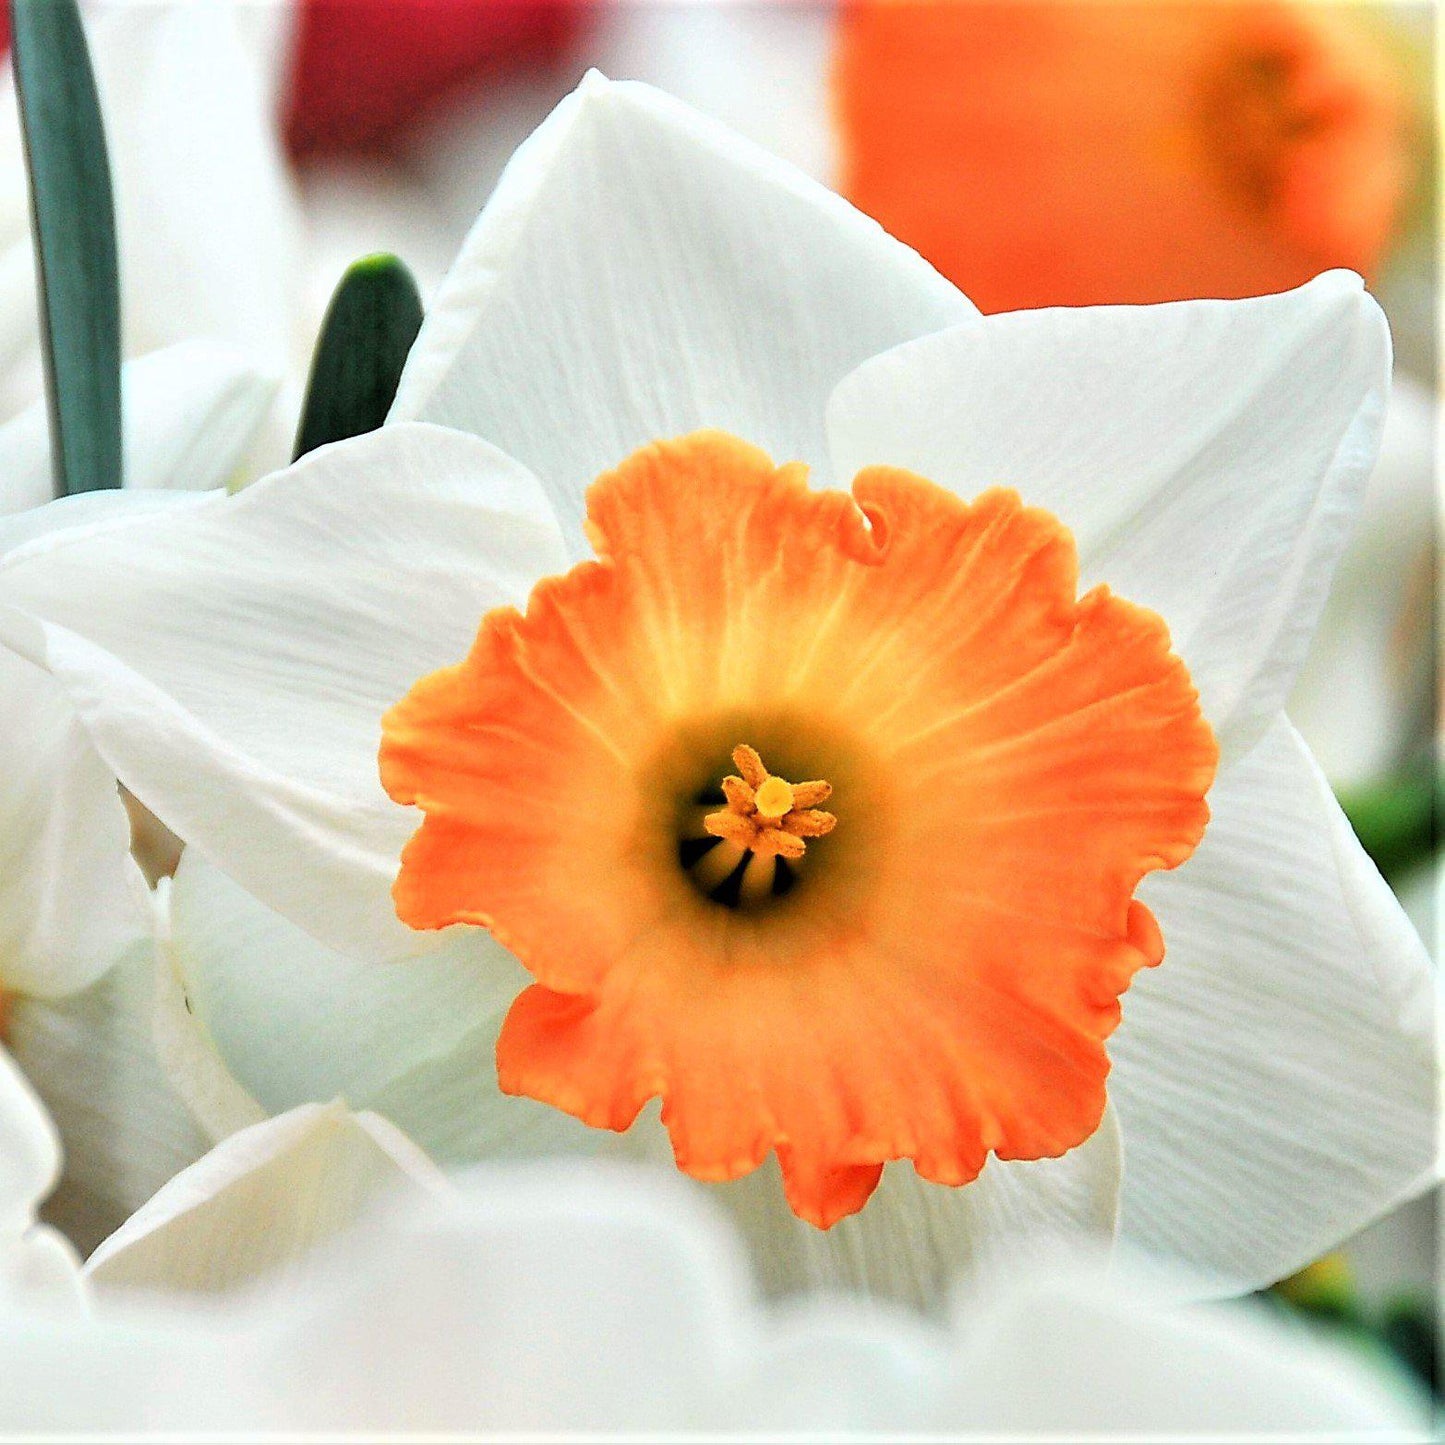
[0,1042,60,1238]
[390,72,973,556]
[117,340,280,493]
[610,1100,1120,1312]
[270,1161,748,1433]
[0,487,212,561]
[85,1103,445,1297]
[0,422,567,960]
[0,341,278,517]
[0,52,45,388]
[150,877,267,1144]
[827,272,1391,760]
[1113,713,1437,1294]
[1289,371,1436,788]
[165,850,598,1162]
[0,491,214,998]
[7,939,212,1255]
[948,1273,1428,1435]
[0,638,150,997]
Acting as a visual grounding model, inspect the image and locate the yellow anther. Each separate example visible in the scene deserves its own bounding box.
[702,745,837,863]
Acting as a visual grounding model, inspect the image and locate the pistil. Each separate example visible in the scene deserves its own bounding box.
[703,744,836,861]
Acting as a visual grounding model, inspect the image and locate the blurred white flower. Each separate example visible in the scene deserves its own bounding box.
[0,1149,1430,1435]
[0,0,458,477]
[0,75,1431,1312]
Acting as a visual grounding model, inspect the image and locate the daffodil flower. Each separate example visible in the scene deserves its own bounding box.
[0,76,1433,1305]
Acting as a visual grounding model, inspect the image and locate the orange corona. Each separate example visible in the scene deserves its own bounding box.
[380,431,1218,1228]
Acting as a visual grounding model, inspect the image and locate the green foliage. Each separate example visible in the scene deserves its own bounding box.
[293,253,423,460]
[1380,1293,1439,1396]
[1272,1254,1365,1329]
[1271,1264,1440,1401]
[11,0,122,496]
[1339,751,1437,884]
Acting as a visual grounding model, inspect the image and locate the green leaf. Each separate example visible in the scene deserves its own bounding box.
[1338,752,1438,884]
[1380,1293,1439,1397]
[292,253,423,461]
[11,0,122,497]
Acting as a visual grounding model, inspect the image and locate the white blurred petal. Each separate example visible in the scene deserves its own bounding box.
[102,0,302,477]
[300,163,454,321]
[0,1306,271,1433]
[0,1163,1426,1434]
[165,849,597,1162]
[610,1101,1120,1312]
[0,55,41,383]
[271,1162,748,1434]
[827,272,1390,760]
[405,60,567,247]
[1342,1188,1438,1312]
[0,345,263,516]
[0,423,567,960]
[1115,714,1436,1294]
[101,1,301,374]
[86,1102,445,1297]
[118,340,280,492]
[723,1296,948,1434]
[947,1273,1427,1435]
[7,939,212,1255]
[391,72,972,557]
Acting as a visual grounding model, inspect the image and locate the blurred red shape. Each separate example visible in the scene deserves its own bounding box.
[285,0,577,158]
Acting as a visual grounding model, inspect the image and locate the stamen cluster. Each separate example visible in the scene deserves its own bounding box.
[703,745,836,860]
